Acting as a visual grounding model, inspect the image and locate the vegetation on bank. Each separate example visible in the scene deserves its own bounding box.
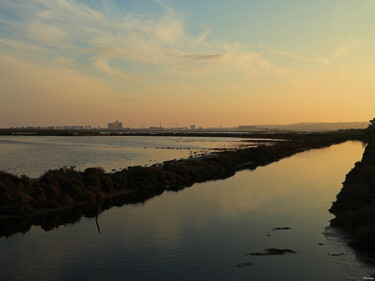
[330,124,375,255]
[0,130,363,218]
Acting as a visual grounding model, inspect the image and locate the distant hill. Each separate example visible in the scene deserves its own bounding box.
[238,122,369,132]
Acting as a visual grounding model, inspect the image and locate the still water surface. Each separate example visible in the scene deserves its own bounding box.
[0,141,374,280]
[0,135,258,177]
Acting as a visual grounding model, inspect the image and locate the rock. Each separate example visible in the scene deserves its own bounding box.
[271,227,292,231]
[327,252,344,256]
[246,248,297,256]
[236,262,253,268]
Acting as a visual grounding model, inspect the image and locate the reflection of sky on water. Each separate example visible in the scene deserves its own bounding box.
[0,136,260,177]
[0,141,373,281]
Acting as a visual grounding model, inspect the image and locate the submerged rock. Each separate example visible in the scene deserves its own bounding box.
[327,252,344,257]
[271,227,292,231]
[246,248,297,256]
[236,262,253,268]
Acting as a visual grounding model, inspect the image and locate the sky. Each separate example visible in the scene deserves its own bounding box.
[0,0,374,128]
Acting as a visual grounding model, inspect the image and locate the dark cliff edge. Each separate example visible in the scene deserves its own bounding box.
[330,125,375,257]
[0,130,364,237]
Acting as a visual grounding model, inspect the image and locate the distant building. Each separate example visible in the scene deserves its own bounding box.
[108,120,123,130]
[190,125,196,130]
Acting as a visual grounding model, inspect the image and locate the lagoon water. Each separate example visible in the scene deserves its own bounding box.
[0,135,257,177]
[0,139,374,280]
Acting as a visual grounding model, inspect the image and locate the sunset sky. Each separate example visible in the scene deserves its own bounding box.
[0,0,374,128]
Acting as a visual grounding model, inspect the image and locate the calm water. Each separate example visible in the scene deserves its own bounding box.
[0,135,260,177]
[0,140,374,280]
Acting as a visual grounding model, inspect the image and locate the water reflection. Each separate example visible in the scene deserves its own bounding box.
[0,135,264,177]
[0,187,166,238]
[1,141,374,281]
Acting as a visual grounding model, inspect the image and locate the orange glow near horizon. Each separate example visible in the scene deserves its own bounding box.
[0,1,374,128]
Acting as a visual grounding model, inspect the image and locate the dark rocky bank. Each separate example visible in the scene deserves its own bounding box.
[330,124,375,256]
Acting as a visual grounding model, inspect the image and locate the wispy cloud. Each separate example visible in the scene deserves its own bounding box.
[264,46,330,65]
[92,57,136,80]
[54,56,75,66]
[332,38,361,58]
[0,38,46,52]
[0,0,279,79]
[169,50,230,62]
[256,59,290,76]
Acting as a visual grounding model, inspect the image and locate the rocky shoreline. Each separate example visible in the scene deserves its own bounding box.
[330,128,375,256]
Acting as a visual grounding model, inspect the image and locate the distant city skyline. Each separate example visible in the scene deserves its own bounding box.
[1,0,375,127]
[5,120,370,132]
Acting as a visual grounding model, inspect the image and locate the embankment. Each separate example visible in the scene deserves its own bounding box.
[0,130,363,218]
[330,131,375,255]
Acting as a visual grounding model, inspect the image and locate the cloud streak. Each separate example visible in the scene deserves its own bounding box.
[0,0,276,79]
[169,50,230,62]
[0,38,46,52]
[264,46,330,65]
[332,38,361,58]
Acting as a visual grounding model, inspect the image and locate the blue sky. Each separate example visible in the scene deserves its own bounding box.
[0,0,374,127]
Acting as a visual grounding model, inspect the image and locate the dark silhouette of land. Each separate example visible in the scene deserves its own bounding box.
[0,121,369,136]
[0,130,363,221]
[330,122,375,256]
[252,121,369,132]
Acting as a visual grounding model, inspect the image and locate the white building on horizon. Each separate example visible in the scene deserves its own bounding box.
[108,120,123,130]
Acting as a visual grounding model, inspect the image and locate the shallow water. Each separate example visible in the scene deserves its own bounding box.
[0,135,259,177]
[0,141,374,280]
